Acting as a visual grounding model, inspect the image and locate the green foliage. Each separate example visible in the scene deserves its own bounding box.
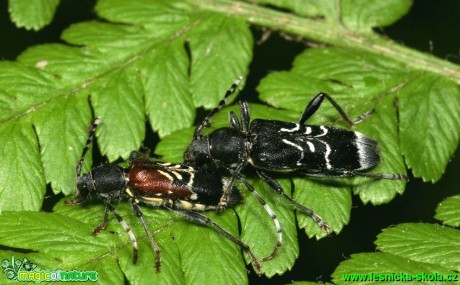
[398,75,460,182]
[1,0,252,210]
[1,0,459,284]
[8,0,59,30]
[331,195,460,284]
[254,0,412,30]
[435,195,460,227]
[0,202,247,284]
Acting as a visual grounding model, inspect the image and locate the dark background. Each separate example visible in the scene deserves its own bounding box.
[1,0,459,284]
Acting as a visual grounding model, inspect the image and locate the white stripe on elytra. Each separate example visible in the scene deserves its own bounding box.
[158,170,174,181]
[306,141,315,152]
[169,170,183,181]
[314,126,328,137]
[280,124,300,132]
[324,141,332,169]
[187,172,195,189]
[282,139,304,166]
[355,132,369,169]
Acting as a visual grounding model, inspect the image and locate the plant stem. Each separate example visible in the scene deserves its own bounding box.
[192,0,460,84]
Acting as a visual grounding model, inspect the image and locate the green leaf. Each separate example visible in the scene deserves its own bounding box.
[33,95,92,195]
[156,128,195,163]
[238,179,298,277]
[62,21,152,49]
[95,0,193,26]
[293,178,351,237]
[341,0,412,32]
[18,44,111,83]
[332,252,457,285]
[435,195,460,227]
[8,0,60,30]
[0,62,64,122]
[0,201,251,284]
[399,74,460,182]
[375,223,460,270]
[353,93,407,204]
[1,0,254,204]
[0,121,45,212]
[188,14,253,108]
[0,211,117,260]
[0,60,96,199]
[257,48,405,118]
[95,0,252,109]
[250,0,338,19]
[0,250,118,284]
[139,42,194,138]
[174,211,248,284]
[251,0,411,30]
[90,66,145,160]
[328,193,460,284]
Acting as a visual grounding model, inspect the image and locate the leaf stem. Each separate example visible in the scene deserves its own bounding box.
[192,0,460,84]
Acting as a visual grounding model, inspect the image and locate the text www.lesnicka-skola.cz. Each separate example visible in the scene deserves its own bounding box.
[342,272,459,282]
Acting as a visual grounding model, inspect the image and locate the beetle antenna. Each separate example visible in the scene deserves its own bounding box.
[193,76,242,139]
[76,117,101,177]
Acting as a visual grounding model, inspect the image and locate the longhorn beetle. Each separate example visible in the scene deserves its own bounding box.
[184,77,408,232]
[67,117,282,275]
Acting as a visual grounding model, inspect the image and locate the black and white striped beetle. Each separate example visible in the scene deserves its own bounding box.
[184,77,408,232]
[67,117,282,275]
